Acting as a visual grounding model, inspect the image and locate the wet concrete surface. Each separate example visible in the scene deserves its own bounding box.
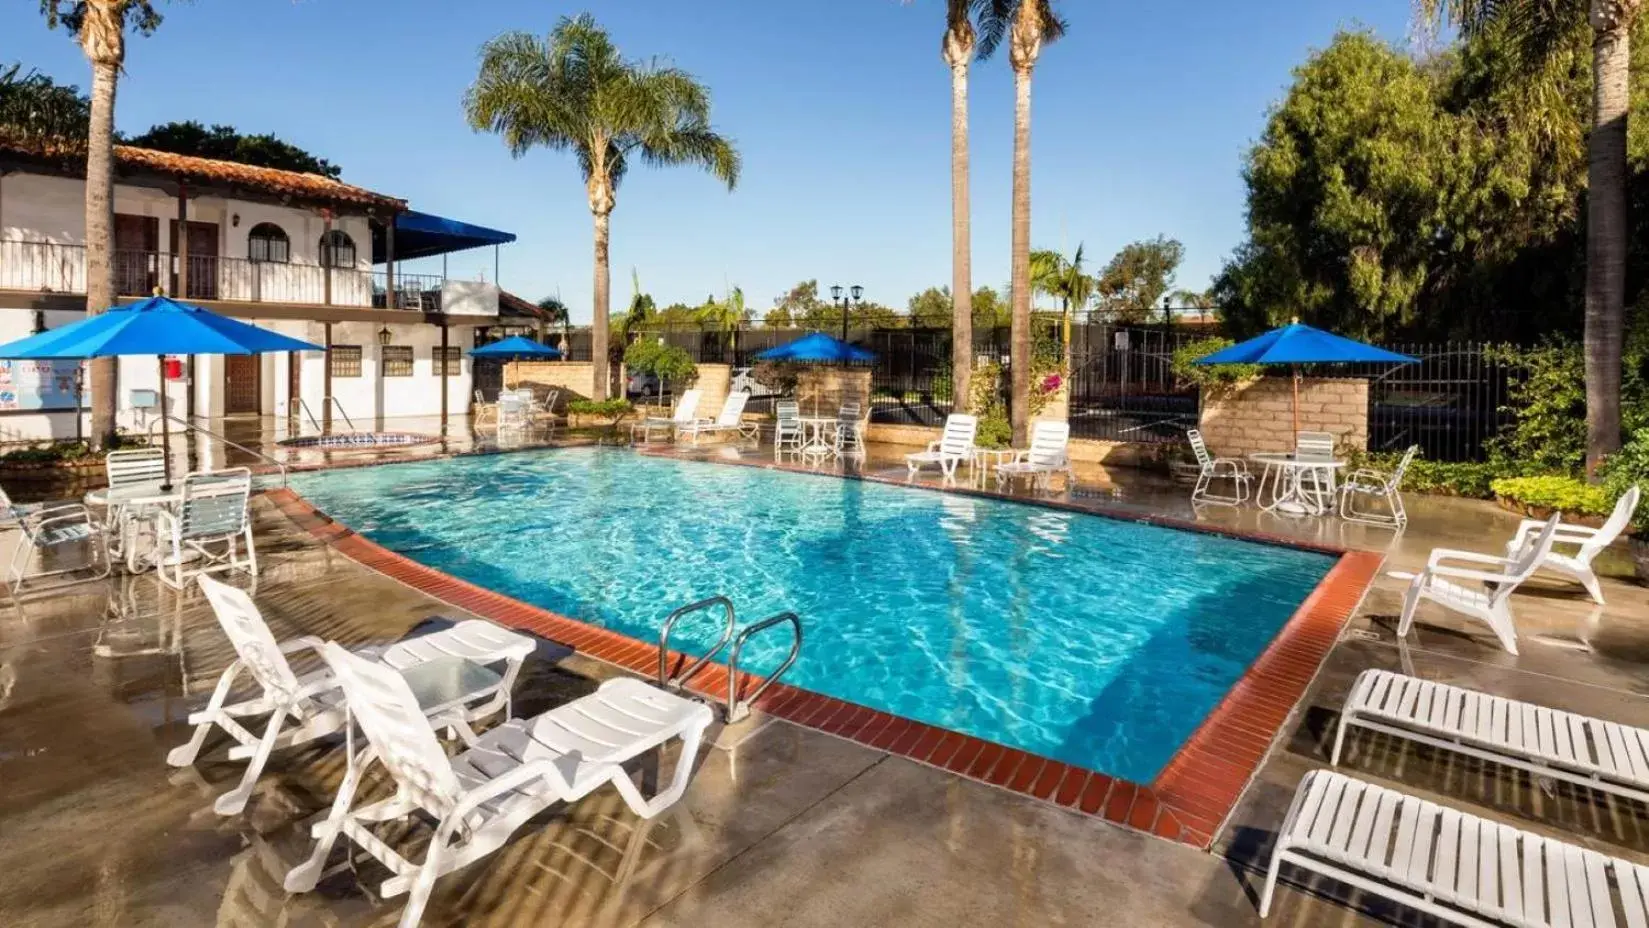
[2,434,1648,926]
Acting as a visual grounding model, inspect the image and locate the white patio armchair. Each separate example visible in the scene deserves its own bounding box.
[995,420,1072,492]
[152,468,258,590]
[905,414,977,483]
[1396,514,1561,655]
[6,501,110,597]
[1338,445,1417,528]
[1504,483,1639,604]
[1186,429,1250,506]
[773,400,803,458]
[630,388,702,444]
[168,575,536,816]
[283,642,714,928]
[834,402,866,459]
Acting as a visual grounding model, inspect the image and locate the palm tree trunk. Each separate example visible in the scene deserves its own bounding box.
[591,208,612,400]
[1586,15,1630,474]
[1008,65,1034,447]
[85,57,119,448]
[948,56,973,414]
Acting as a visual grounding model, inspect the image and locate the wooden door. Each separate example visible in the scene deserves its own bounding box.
[112,214,159,296]
[168,220,220,300]
[224,354,260,415]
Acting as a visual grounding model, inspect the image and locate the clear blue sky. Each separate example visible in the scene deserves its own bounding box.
[8,0,1413,323]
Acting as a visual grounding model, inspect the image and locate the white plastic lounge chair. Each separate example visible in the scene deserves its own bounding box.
[906,414,977,482]
[774,401,802,458]
[677,392,758,444]
[630,388,702,444]
[1333,669,1649,804]
[1261,769,1649,924]
[152,468,258,590]
[996,420,1072,492]
[1502,484,1639,605]
[1396,515,1561,656]
[168,575,535,816]
[6,501,109,596]
[284,643,714,928]
[834,402,865,459]
[1187,428,1250,506]
[1339,445,1418,529]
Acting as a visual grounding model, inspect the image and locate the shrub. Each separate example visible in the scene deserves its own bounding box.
[0,441,97,464]
[1600,428,1649,524]
[623,339,697,386]
[975,413,1012,449]
[1484,339,1587,474]
[1171,336,1261,388]
[568,398,633,433]
[1346,450,1512,498]
[1490,475,1613,518]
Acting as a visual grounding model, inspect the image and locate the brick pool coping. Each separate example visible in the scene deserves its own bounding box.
[264,459,1382,851]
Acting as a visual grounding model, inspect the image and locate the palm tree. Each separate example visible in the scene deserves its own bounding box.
[1030,244,1091,374]
[40,0,163,448]
[465,14,740,399]
[0,64,91,140]
[1416,0,1640,473]
[535,295,569,347]
[943,0,979,411]
[979,1,1066,445]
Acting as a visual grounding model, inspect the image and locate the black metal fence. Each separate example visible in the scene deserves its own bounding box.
[1361,342,1516,462]
[1067,324,1200,444]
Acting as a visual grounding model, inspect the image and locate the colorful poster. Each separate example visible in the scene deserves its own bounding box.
[0,359,87,411]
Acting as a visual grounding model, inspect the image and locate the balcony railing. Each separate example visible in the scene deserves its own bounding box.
[0,239,493,314]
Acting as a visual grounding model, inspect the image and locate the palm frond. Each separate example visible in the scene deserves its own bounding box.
[973,0,1065,59]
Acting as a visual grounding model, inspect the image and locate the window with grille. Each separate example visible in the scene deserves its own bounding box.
[382,345,413,377]
[435,346,462,375]
[329,345,362,378]
[247,223,290,263]
[320,230,357,268]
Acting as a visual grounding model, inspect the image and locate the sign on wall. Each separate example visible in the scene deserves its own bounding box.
[0,359,86,411]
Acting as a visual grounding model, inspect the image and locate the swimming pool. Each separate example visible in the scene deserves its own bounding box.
[289,448,1335,783]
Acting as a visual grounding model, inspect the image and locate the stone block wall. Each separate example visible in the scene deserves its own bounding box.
[797,368,872,414]
[510,361,596,411]
[1198,376,1368,457]
[694,363,733,414]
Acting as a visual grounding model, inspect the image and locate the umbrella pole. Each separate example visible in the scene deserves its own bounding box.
[1292,365,1301,441]
[157,354,173,490]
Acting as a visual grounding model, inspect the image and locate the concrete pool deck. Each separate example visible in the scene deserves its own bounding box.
[2,434,1648,925]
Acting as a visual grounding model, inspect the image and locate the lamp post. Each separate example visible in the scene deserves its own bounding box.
[831,284,864,341]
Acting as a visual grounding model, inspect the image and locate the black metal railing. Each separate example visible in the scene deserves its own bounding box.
[1358,342,1516,463]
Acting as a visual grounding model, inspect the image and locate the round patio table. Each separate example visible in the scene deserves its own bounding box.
[796,416,838,458]
[86,480,181,573]
[1248,452,1344,516]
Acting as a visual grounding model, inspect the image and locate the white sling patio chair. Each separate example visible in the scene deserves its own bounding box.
[677,392,758,444]
[1187,428,1250,506]
[1395,514,1561,656]
[1332,669,1649,805]
[630,388,702,444]
[105,446,168,489]
[834,402,866,459]
[168,575,536,816]
[283,642,714,928]
[996,421,1072,492]
[6,501,109,597]
[905,414,977,482]
[1339,445,1418,529]
[1503,484,1639,605]
[152,468,258,590]
[1260,769,1649,925]
[774,400,803,458]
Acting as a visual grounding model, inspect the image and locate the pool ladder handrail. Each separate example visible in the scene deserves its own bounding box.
[725,611,802,723]
[293,396,357,434]
[145,413,288,487]
[656,597,803,723]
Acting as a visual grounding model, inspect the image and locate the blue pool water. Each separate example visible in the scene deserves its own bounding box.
[289,448,1334,782]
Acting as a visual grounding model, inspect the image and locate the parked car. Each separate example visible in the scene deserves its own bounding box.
[730,367,776,397]
[627,372,662,399]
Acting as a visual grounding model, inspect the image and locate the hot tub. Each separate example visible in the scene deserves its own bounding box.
[277,432,439,452]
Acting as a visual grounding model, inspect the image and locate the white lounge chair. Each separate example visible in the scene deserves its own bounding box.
[1187,428,1250,506]
[1261,769,1649,925]
[774,401,802,458]
[906,414,977,482]
[1333,669,1649,805]
[1503,484,1639,605]
[6,501,109,597]
[677,392,759,444]
[1340,445,1417,529]
[152,468,258,590]
[168,575,536,816]
[1396,515,1561,656]
[283,643,713,928]
[996,420,1072,492]
[630,388,702,444]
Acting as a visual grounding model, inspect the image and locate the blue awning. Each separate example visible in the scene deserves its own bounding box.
[373,210,517,262]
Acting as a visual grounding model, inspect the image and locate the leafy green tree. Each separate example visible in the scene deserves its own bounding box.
[768,279,827,328]
[1094,236,1183,323]
[972,285,1010,329]
[907,286,954,328]
[762,304,792,328]
[0,63,89,140]
[123,121,341,177]
[465,14,740,398]
[694,287,752,331]
[40,0,165,448]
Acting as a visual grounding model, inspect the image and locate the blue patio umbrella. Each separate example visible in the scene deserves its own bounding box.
[466,335,562,361]
[754,331,876,364]
[0,294,323,484]
[1194,321,1417,435]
